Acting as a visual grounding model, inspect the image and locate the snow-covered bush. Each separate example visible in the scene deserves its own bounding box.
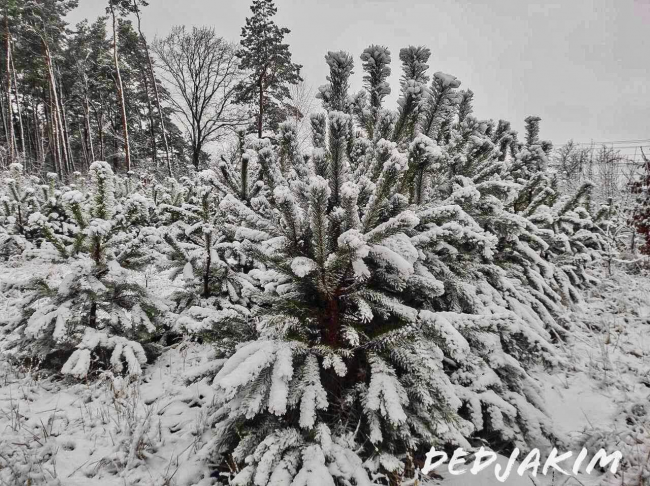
[0,165,78,258]
[418,99,609,328]
[581,400,650,485]
[630,151,650,254]
[158,168,257,345]
[0,438,61,486]
[3,162,169,378]
[192,46,586,485]
[0,164,39,237]
[0,38,630,486]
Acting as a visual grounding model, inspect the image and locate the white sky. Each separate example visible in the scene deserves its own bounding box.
[70,0,650,155]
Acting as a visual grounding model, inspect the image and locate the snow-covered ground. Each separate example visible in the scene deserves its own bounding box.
[1,257,649,486]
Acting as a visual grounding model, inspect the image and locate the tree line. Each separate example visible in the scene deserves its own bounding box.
[2,0,649,254]
[0,0,301,177]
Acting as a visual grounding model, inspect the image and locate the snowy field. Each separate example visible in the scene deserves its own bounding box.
[1,255,648,486]
[1,10,648,483]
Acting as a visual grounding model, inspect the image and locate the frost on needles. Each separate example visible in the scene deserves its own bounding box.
[191,46,611,485]
[0,42,620,486]
[2,162,171,378]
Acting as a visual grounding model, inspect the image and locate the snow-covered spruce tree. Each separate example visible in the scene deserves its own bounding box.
[630,150,650,254]
[355,45,391,137]
[0,165,87,259]
[509,116,553,182]
[502,120,612,288]
[0,164,40,237]
[217,128,267,204]
[0,165,35,257]
[411,123,570,338]
[157,168,257,350]
[391,46,431,144]
[4,162,169,378]
[361,48,596,339]
[346,46,602,359]
[198,46,565,485]
[423,92,610,320]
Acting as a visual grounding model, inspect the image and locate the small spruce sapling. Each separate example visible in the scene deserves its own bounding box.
[7,162,169,378]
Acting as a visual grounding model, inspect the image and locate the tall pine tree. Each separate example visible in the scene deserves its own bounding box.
[235,0,302,138]
[190,45,595,486]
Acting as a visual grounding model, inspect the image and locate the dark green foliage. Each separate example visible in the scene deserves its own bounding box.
[234,0,303,137]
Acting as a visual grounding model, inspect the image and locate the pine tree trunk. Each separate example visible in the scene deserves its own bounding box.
[58,82,75,172]
[32,99,40,165]
[203,232,212,298]
[0,83,8,153]
[36,104,45,169]
[111,109,118,168]
[33,111,39,166]
[40,86,52,172]
[140,68,157,165]
[55,90,69,174]
[257,74,264,138]
[110,3,132,172]
[43,39,68,176]
[5,13,15,164]
[48,85,62,178]
[79,123,88,169]
[10,47,25,164]
[133,2,171,176]
[96,110,105,160]
[47,91,60,178]
[149,59,172,175]
[83,97,95,162]
[26,116,35,166]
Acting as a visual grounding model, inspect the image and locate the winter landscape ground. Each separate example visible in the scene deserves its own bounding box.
[1,256,649,485]
[1,0,650,485]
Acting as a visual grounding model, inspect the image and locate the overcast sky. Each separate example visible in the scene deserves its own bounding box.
[70,0,650,156]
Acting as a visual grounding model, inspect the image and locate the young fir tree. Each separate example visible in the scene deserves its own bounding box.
[193,45,573,486]
[157,167,257,345]
[1,164,44,245]
[235,0,303,138]
[3,162,169,378]
[630,150,650,254]
[357,45,391,137]
[391,46,431,143]
[495,118,611,287]
[435,105,605,318]
[0,164,79,258]
[217,128,266,205]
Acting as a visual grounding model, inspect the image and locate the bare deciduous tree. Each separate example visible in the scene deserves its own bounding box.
[153,26,245,169]
[554,141,633,206]
[594,145,625,202]
[554,141,591,191]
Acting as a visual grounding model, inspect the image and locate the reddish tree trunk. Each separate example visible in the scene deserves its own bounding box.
[5,13,14,163]
[110,3,132,171]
